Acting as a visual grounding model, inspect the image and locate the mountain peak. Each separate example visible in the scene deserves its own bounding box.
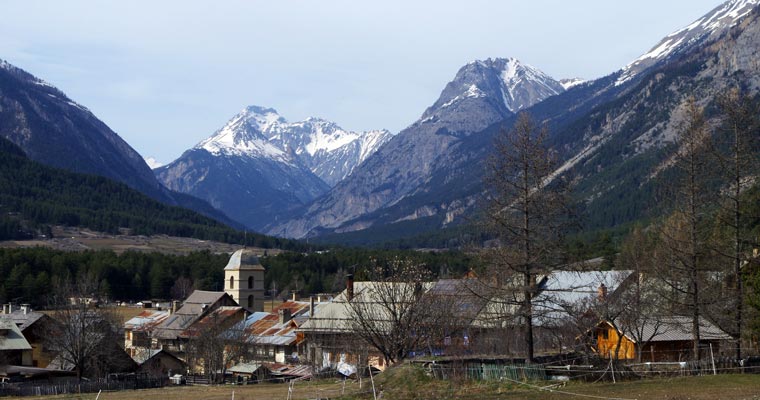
[422,57,564,125]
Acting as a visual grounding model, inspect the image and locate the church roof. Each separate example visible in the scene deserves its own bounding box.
[224,249,265,271]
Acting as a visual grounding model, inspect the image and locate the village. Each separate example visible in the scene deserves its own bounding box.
[1,246,759,398]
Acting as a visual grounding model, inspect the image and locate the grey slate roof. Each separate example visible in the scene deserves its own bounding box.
[3,311,46,332]
[0,318,32,351]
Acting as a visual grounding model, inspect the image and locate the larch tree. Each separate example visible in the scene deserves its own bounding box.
[713,88,759,359]
[656,97,715,361]
[482,112,572,362]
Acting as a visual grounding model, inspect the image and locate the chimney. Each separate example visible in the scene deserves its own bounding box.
[171,301,179,314]
[309,296,315,317]
[597,283,608,300]
[2,304,9,314]
[278,308,291,324]
[346,274,354,301]
[21,304,30,315]
[291,291,297,302]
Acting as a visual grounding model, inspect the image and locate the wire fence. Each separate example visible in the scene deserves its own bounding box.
[0,377,167,397]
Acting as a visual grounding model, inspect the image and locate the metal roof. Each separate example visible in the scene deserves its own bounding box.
[299,281,434,333]
[244,301,314,346]
[124,310,170,332]
[621,316,733,343]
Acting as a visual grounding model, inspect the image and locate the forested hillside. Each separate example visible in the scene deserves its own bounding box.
[0,136,298,249]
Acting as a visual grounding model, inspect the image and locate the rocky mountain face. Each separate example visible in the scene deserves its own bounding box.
[267,58,567,238]
[155,106,391,230]
[553,1,760,230]
[271,0,760,243]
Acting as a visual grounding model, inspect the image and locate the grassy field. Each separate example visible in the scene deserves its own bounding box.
[11,373,760,400]
[12,379,367,400]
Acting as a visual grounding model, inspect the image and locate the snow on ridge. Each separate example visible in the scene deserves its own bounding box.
[560,78,586,90]
[194,105,389,175]
[616,0,759,86]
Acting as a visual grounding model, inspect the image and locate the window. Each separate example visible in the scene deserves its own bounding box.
[248,295,254,309]
[248,276,254,289]
[229,276,234,289]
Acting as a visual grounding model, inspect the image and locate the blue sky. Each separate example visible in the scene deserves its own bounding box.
[0,1,724,164]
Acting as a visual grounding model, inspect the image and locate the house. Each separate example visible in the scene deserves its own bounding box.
[224,249,266,312]
[243,301,313,363]
[151,290,239,354]
[0,318,32,366]
[594,316,733,362]
[124,309,170,358]
[180,306,247,340]
[1,304,56,367]
[299,277,436,372]
[134,349,187,378]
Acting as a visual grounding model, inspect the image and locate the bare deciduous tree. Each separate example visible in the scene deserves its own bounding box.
[345,258,453,365]
[170,276,194,301]
[482,112,572,362]
[45,277,123,380]
[185,312,252,383]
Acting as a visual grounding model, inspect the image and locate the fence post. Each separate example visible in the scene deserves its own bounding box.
[710,344,716,375]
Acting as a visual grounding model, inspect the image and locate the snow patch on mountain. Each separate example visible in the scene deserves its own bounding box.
[560,78,586,90]
[144,156,164,169]
[616,0,760,85]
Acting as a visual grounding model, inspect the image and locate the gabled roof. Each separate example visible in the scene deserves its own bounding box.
[299,281,433,333]
[0,318,32,351]
[132,349,186,366]
[533,270,634,327]
[607,316,733,343]
[224,249,265,271]
[181,306,245,338]
[152,290,236,340]
[3,311,47,332]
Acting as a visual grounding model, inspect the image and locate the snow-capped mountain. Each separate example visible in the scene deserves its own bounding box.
[418,58,565,135]
[156,106,391,229]
[268,57,566,238]
[194,105,391,185]
[617,0,760,85]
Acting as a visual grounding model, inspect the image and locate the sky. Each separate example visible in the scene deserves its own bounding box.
[0,0,725,164]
